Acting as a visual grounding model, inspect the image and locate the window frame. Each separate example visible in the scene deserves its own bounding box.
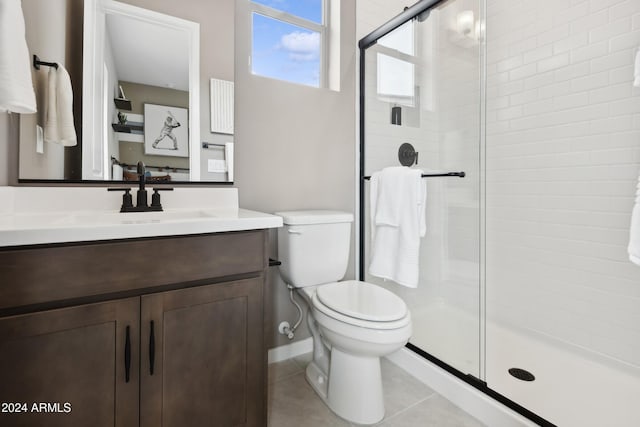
[375,19,419,107]
[249,0,329,88]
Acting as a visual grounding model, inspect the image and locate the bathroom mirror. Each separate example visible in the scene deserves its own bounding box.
[18,0,234,183]
[83,0,200,182]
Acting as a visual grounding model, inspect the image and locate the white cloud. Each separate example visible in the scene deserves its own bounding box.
[280,31,320,62]
[289,53,316,62]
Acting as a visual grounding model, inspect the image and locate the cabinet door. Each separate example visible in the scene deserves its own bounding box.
[141,277,265,427]
[0,297,139,427]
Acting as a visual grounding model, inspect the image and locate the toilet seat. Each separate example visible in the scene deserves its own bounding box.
[317,280,407,321]
[309,281,411,330]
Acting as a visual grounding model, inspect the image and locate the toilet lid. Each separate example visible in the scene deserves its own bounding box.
[316,280,408,322]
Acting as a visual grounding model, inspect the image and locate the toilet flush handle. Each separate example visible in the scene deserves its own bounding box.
[288,229,303,234]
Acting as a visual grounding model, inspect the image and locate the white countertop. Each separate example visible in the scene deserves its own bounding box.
[0,187,283,248]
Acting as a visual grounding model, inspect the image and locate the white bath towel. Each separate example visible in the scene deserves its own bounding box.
[634,47,640,87]
[629,174,640,266]
[369,167,426,288]
[0,0,36,113]
[44,64,77,146]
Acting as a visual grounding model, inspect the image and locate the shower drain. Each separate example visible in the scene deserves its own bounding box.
[508,368,535,382]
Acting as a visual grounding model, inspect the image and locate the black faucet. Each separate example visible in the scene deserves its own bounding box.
[136,161,148,209]
[108,161,173,212]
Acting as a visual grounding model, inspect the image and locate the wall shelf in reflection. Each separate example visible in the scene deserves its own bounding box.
[111,123,143,133]
[114,97,132,110]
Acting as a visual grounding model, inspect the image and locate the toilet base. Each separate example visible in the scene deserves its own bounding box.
[305,361,329,400]
[305,349,385,425]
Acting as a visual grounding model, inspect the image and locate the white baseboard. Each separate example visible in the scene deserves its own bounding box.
[386,348,537,427]
[268,337,313,364]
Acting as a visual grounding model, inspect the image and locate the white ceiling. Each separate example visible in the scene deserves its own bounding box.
[106,13,190,91]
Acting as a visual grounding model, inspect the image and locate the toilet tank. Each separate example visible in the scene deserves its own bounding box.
[275,210,354,288]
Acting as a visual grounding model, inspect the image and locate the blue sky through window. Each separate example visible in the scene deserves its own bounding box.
[252,13,321,87]
[252,0,323,24]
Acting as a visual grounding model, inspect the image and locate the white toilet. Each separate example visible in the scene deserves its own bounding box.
[276,210,412,425]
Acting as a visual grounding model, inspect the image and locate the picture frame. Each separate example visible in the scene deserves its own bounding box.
[144,104,189,157]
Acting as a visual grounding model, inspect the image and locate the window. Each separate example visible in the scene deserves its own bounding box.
[377,53,415,106]
[250,0,327,88]
[376,21,417,107]
[379,19,414,56]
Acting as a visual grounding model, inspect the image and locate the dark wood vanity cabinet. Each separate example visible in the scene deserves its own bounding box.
[141,278,264,427]
[0,230,269,427]
[0,297,140,427]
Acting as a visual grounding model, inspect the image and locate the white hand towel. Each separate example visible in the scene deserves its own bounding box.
[371,167,404,227]
[634,48,640,87]
[369,167,426,288]
[628,174,640,266]
[225,142,234,182]
[112,164,124,181]
[0,0,36,113]
[44,64,77,146]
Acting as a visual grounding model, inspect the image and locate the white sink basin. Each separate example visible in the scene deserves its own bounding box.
[0,212,72,230]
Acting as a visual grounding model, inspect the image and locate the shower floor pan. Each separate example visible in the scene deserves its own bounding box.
[411,303,640,426]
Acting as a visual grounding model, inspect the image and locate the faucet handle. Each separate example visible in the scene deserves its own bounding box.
[150,187,174,211]
[108,188,134,212]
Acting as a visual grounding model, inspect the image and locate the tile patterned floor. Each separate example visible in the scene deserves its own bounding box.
[268,353,485,427]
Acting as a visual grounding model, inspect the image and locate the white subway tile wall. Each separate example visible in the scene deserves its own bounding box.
[486,0,640,367]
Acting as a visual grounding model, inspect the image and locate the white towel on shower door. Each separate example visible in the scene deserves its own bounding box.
[369,167,426,288]
[0,0,37,113]
[628,173,640,266]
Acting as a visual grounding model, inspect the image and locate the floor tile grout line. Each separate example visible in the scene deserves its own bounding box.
[372,391,440,426]
[269,368,305,385]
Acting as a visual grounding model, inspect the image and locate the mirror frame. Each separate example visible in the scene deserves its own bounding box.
[82,0,201,181]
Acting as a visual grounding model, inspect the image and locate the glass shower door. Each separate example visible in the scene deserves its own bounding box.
[361,0,483,378]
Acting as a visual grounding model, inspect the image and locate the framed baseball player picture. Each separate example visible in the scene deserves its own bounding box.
[144,104,189,157]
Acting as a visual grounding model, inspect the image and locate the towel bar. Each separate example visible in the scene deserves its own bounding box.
[362,171,465,180]
[202,142,226,149]
[33,55,58,70]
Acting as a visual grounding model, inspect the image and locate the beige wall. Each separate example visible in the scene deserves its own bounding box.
[235,0,357,347]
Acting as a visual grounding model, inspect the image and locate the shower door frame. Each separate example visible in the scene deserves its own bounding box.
[356,1,552,425]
